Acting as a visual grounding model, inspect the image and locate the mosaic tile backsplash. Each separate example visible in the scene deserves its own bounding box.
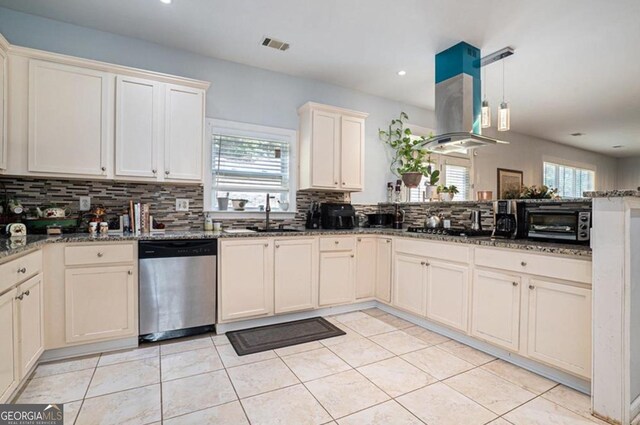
[1,177,591,231]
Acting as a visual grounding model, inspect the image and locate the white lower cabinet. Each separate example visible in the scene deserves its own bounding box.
[220,239,274,321]
[471,269,521,351]
[375,238,393,303]
[17,274,44,377]
[393,253,427,316]
[426,260,469,332]
[274,238,318,314]
[319,250,355,306]
[526,278,592,378]
[355,237,377,299]
[64,266,136,343]
[0,288,18,403]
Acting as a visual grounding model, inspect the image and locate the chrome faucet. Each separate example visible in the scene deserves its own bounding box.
[265,193,271,230]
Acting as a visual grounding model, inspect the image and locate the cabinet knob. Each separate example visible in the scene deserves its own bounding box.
[512,282,518,286]
[97,252,104,257]
[357,238,362,242]
[17,267,26,274]
[421,261,426,266]
[342,182,346,185]
[16,293,24,301]
[275,244,280,248]
[425,262,430,267]
[350,254,354,258]
[520,261,527,267]
[529,285,535,290]
[152,169,157,174]
[101,166,106,172]
[24,290,30,296]
[264,243,269,247]
[165,170,170,175]
[386,239,391,243]
[334,181,338,185]
[128,270,133,275]
[334,241,339,245]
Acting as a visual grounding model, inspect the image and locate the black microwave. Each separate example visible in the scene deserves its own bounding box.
[524,208,591,244]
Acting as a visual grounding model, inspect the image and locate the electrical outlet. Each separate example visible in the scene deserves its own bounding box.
[79,196,91,211]
[176,198,189,212]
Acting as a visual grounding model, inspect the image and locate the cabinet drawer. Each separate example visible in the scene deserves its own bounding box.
[0,250,43,294]
[395,238,470,263]
[65,243,134,266]
[474,247,591,284]
[319,236,355,252]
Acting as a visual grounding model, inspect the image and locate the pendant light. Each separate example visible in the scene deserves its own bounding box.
[498,60,510,131]
[481,66,491,128]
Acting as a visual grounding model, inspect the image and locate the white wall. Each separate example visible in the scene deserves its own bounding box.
[617,156,640,190]
[474,128,618,195]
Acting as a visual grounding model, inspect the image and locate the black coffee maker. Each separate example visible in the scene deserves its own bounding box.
[491,200,520,239]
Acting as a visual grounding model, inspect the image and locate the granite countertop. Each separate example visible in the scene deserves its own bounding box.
[583,190,640,198]
[0,228,592,261]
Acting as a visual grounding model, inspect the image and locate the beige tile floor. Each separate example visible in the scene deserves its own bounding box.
[13,308,606,425]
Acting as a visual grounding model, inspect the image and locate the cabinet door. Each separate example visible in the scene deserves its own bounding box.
[393,253,427,316]
[319,251,355,306]
[311,110,340,189]
[375,238,393,303]
[274,238,318,314]
[220,239,273,321]
[17,274,44,378]
[65,265,136,343]
[0,47,6,170]
[164,84,204,182]
[115,76,160,179]
[340,116,364,190]
[471,269,521,351]
[0,288,17,403]
[355,237,377,299]
[28,60,109,177]
[527,279,592,378]
[426,260,469,332]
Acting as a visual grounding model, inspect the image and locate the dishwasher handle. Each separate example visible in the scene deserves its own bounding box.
[139,239,218,259]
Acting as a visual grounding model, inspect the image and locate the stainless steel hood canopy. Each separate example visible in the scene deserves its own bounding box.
[416,42,511,154]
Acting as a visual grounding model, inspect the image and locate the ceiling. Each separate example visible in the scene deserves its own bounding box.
[1,0,639,157]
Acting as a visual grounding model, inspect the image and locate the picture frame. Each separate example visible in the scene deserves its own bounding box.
[497,168,524,199]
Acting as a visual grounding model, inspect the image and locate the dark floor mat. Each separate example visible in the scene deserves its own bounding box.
[225,317,346,356]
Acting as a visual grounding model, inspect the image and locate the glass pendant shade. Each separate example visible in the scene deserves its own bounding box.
[498,101,510,132]
[481,100,491,128]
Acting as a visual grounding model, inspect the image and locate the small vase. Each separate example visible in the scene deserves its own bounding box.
[401,172,423,188]
[439,193,454,202]
[424,185,437,200]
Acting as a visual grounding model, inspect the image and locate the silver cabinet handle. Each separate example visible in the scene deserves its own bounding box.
[513,282,518,286]
[97,252,104,257]
[529,285,535,290]
[17,267,26,274]
[128,270,133,275]
[521,261,527,267]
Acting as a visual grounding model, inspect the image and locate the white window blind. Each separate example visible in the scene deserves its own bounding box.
[445,164,471,201]
[213,134,290,191]
[543,162,594,198]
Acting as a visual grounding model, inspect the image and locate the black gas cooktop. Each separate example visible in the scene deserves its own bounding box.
[406,227,492,237]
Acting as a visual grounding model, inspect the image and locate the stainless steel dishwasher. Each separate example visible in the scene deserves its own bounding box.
[139,239,217,342]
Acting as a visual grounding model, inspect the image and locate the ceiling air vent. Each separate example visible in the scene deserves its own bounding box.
[261,37,290,51]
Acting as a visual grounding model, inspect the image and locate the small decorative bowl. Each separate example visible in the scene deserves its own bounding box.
[231,199,248,211]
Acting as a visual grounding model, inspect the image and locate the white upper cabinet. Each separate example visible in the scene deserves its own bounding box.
[0,35,8,171]
[28,60,110,177]
[5,41,209,182]
[298,102,368,192]
[115,76,160,179]
[163,84,205,182]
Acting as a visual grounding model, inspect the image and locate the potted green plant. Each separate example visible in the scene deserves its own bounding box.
[424,160,440,200]
[379,112,431,188]
[437,185,459,201]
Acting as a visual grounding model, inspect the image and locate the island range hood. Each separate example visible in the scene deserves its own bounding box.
[416,42,508,154]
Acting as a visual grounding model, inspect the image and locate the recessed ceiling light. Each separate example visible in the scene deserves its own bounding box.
[570,132,585,137]
[612,145,624,149]
[261,37,290,51]
[397,70,407,76]
[160,0,171,4]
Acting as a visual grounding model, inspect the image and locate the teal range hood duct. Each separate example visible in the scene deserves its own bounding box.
[417,42,506,154]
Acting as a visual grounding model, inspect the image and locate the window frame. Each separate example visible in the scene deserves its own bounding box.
[204,118,298,218]
[542,157,596,199]
[407,152,475,202]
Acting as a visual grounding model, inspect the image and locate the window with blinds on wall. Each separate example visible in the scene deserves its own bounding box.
[543,162,595,198]
[445,163,471,201]
[212,133,291,210]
